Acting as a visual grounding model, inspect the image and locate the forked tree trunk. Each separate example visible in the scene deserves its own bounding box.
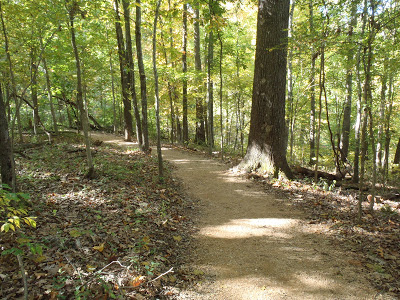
[123,0,143,148]
[114,0,134,142]
[238,0,292,179]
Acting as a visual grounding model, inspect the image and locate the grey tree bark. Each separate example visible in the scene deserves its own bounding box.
[136,0,150,152]
[238,0,292,179]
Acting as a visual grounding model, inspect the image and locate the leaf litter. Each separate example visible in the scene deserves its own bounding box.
[0,133,198,299]
[246,172,400,297]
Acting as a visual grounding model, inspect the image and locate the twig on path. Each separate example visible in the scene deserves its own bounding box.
[149,267,174,282]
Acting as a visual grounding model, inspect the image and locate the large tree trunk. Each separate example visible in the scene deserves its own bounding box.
[182,2,188,144]
[287,0,295,161]
[123,0,143,148]
[238,0,292,179]
[114,0,134,142]
[136,0,150,152]
[69,6,94,179]
[194,3,205,144]
[0,84,15,190]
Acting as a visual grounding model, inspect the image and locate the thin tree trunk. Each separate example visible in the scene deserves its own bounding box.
[136,0,150,152]
[30,55,40,135]
[41,38,58,133]
[123,0,143,147]
[309,0,316,165]
[218,32,223,160]
[182,2,188,144]
[340,1,357,163]
[153,0,163,179]
[69,8,94,179]
[207,2,214,155]
[194,2,205,144]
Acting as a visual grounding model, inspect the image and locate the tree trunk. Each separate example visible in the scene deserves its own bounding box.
[207,2,214,155]
[287,0,295,162]
[309,0,316,165]
[68,6,94,179]
[194,3,205,144]
[114,0,134,142]
[136,0,150,152]
[30,57,40,135]
[153,0,163,179]
[182,2,188,144]
[123,0,143,148]
[340,1,357,163]
[238,0,292,179]
[41,38,58,133]
[218,31,223,160]
[0,84,15,190]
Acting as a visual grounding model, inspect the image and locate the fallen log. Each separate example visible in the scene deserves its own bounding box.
[293,166,342,181]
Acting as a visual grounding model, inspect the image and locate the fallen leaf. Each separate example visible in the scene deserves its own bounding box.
[69,229,83,237]
[93,243,105,252]
[130,276,145,287]
[173,235,182,242]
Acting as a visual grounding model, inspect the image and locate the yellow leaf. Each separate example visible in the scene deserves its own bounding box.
[93,243,105,252]
[69,229,83,237]
[193,269,204,276]
[33,255,47,263]
[173,235,182,242]
[142,236,150,244]
[87,265,96,272]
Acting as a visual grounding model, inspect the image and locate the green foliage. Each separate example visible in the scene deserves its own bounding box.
[0,185,36,234]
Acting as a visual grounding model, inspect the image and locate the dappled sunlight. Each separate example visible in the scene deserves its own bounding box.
[198,218,299,239]
[293,272,337,290]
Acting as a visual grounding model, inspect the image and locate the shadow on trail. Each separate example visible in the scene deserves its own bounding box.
[162,147,377,299]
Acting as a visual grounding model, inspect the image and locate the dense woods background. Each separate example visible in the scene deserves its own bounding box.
[2,0,400,185]
[2,0,400,297]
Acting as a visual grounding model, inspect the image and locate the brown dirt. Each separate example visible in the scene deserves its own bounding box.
[90,133,393,299]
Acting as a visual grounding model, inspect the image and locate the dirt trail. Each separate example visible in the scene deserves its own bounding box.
[90,133,386,299]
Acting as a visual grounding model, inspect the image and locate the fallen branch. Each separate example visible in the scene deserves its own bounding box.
[149,267,173,282]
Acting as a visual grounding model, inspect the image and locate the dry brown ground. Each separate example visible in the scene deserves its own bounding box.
[91,133,395,299]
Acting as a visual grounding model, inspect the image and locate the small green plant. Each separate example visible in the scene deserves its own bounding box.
[0,185,36,233]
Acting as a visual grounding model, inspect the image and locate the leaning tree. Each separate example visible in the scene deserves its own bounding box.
[238,0,293,179]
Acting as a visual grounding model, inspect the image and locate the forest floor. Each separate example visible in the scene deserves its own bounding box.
[1,131,399,299]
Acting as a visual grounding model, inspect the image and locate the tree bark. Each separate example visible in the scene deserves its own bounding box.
[340,1,357,163]
[68,4,94,178]
[136,0,150,152]
[194,3,205,144]
[123,0,143,148]
[114,0,134,142]
[182,2,188,144]
[0,84,15,190]
[153,0,163,179]
[41,38,58,133]
[207,2,214,155]
[309,0,316,165]
[238,0,292,179]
